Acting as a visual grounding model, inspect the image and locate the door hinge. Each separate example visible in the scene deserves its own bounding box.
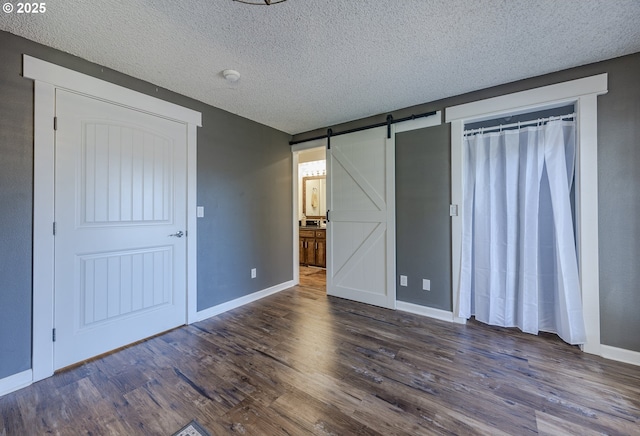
[52,328,56,342]
[54,116,57,131]
[53,222,56,235]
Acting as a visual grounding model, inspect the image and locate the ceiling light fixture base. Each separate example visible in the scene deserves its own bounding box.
[222,69,241,83]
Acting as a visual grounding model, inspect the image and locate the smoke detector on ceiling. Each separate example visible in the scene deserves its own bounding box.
[222,69,241,83]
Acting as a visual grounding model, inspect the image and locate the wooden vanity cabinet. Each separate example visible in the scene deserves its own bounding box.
[299,228,326,268]
[315,232,326,267]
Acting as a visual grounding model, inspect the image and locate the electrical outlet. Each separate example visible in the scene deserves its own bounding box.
[400,275,407,286]
[423,279,431,291]
[251,268,257,279]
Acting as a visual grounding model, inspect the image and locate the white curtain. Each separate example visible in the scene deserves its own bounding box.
[458,120,586,345]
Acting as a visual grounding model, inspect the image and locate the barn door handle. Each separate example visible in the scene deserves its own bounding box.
[169,230,184,238]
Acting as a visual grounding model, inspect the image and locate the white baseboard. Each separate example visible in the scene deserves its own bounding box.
[194,280,295,322]
[600,344,640,367]
[0,369,32,397]
[396,301,466,324]
[396,302,639,367]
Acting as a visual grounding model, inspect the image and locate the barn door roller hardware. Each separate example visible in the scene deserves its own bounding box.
[289,110,438,146]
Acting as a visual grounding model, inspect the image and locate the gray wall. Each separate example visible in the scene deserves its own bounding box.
[0,31,293,379]
[0,33,34,381]
[597,53,640,352]
[197,113,293,308]
[294,52,640,353]
[396,125,451,310]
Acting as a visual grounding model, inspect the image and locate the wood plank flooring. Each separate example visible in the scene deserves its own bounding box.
[1,267,639,435]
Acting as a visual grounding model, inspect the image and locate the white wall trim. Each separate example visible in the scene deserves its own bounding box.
[387,126,397,309]
[574,93,602,355]
[0,370,32,397]
[450,119,464,323]
[396,301,466,324]
[292,151,301,285]
[23,56,202,126]
[32,80,56,382]
[445,74,608,356]
[600,345,640,367]
[446,75,607,123]
[26,55,201,382]
[186,123,199,324]
[195,281,295,322]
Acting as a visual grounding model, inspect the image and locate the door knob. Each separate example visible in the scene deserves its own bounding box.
[169,230,184,238]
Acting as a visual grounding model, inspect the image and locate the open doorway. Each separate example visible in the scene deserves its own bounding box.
[292,144,327,290]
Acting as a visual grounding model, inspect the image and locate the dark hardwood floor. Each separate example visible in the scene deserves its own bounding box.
[1,267,639,435]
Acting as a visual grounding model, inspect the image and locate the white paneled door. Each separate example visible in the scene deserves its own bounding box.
[54,90,187,369]
[326,126,396,309]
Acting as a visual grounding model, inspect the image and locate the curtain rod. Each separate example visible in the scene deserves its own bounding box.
[289,110,438,146]
[464,113,576,136]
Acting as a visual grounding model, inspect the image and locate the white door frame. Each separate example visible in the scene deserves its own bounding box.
[446,74,608,355]
[24,55,202,382]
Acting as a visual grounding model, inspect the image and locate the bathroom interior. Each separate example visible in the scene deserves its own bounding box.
[297,147,327,271]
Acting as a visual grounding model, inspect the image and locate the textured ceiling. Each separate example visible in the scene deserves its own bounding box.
[2,0,640,134]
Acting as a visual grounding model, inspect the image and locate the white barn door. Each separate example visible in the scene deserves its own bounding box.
[326,126,396,309]
[54,90,187,369]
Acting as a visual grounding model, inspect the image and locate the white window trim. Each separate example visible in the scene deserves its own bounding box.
[445,74,608,355]
[23,55,202,382]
